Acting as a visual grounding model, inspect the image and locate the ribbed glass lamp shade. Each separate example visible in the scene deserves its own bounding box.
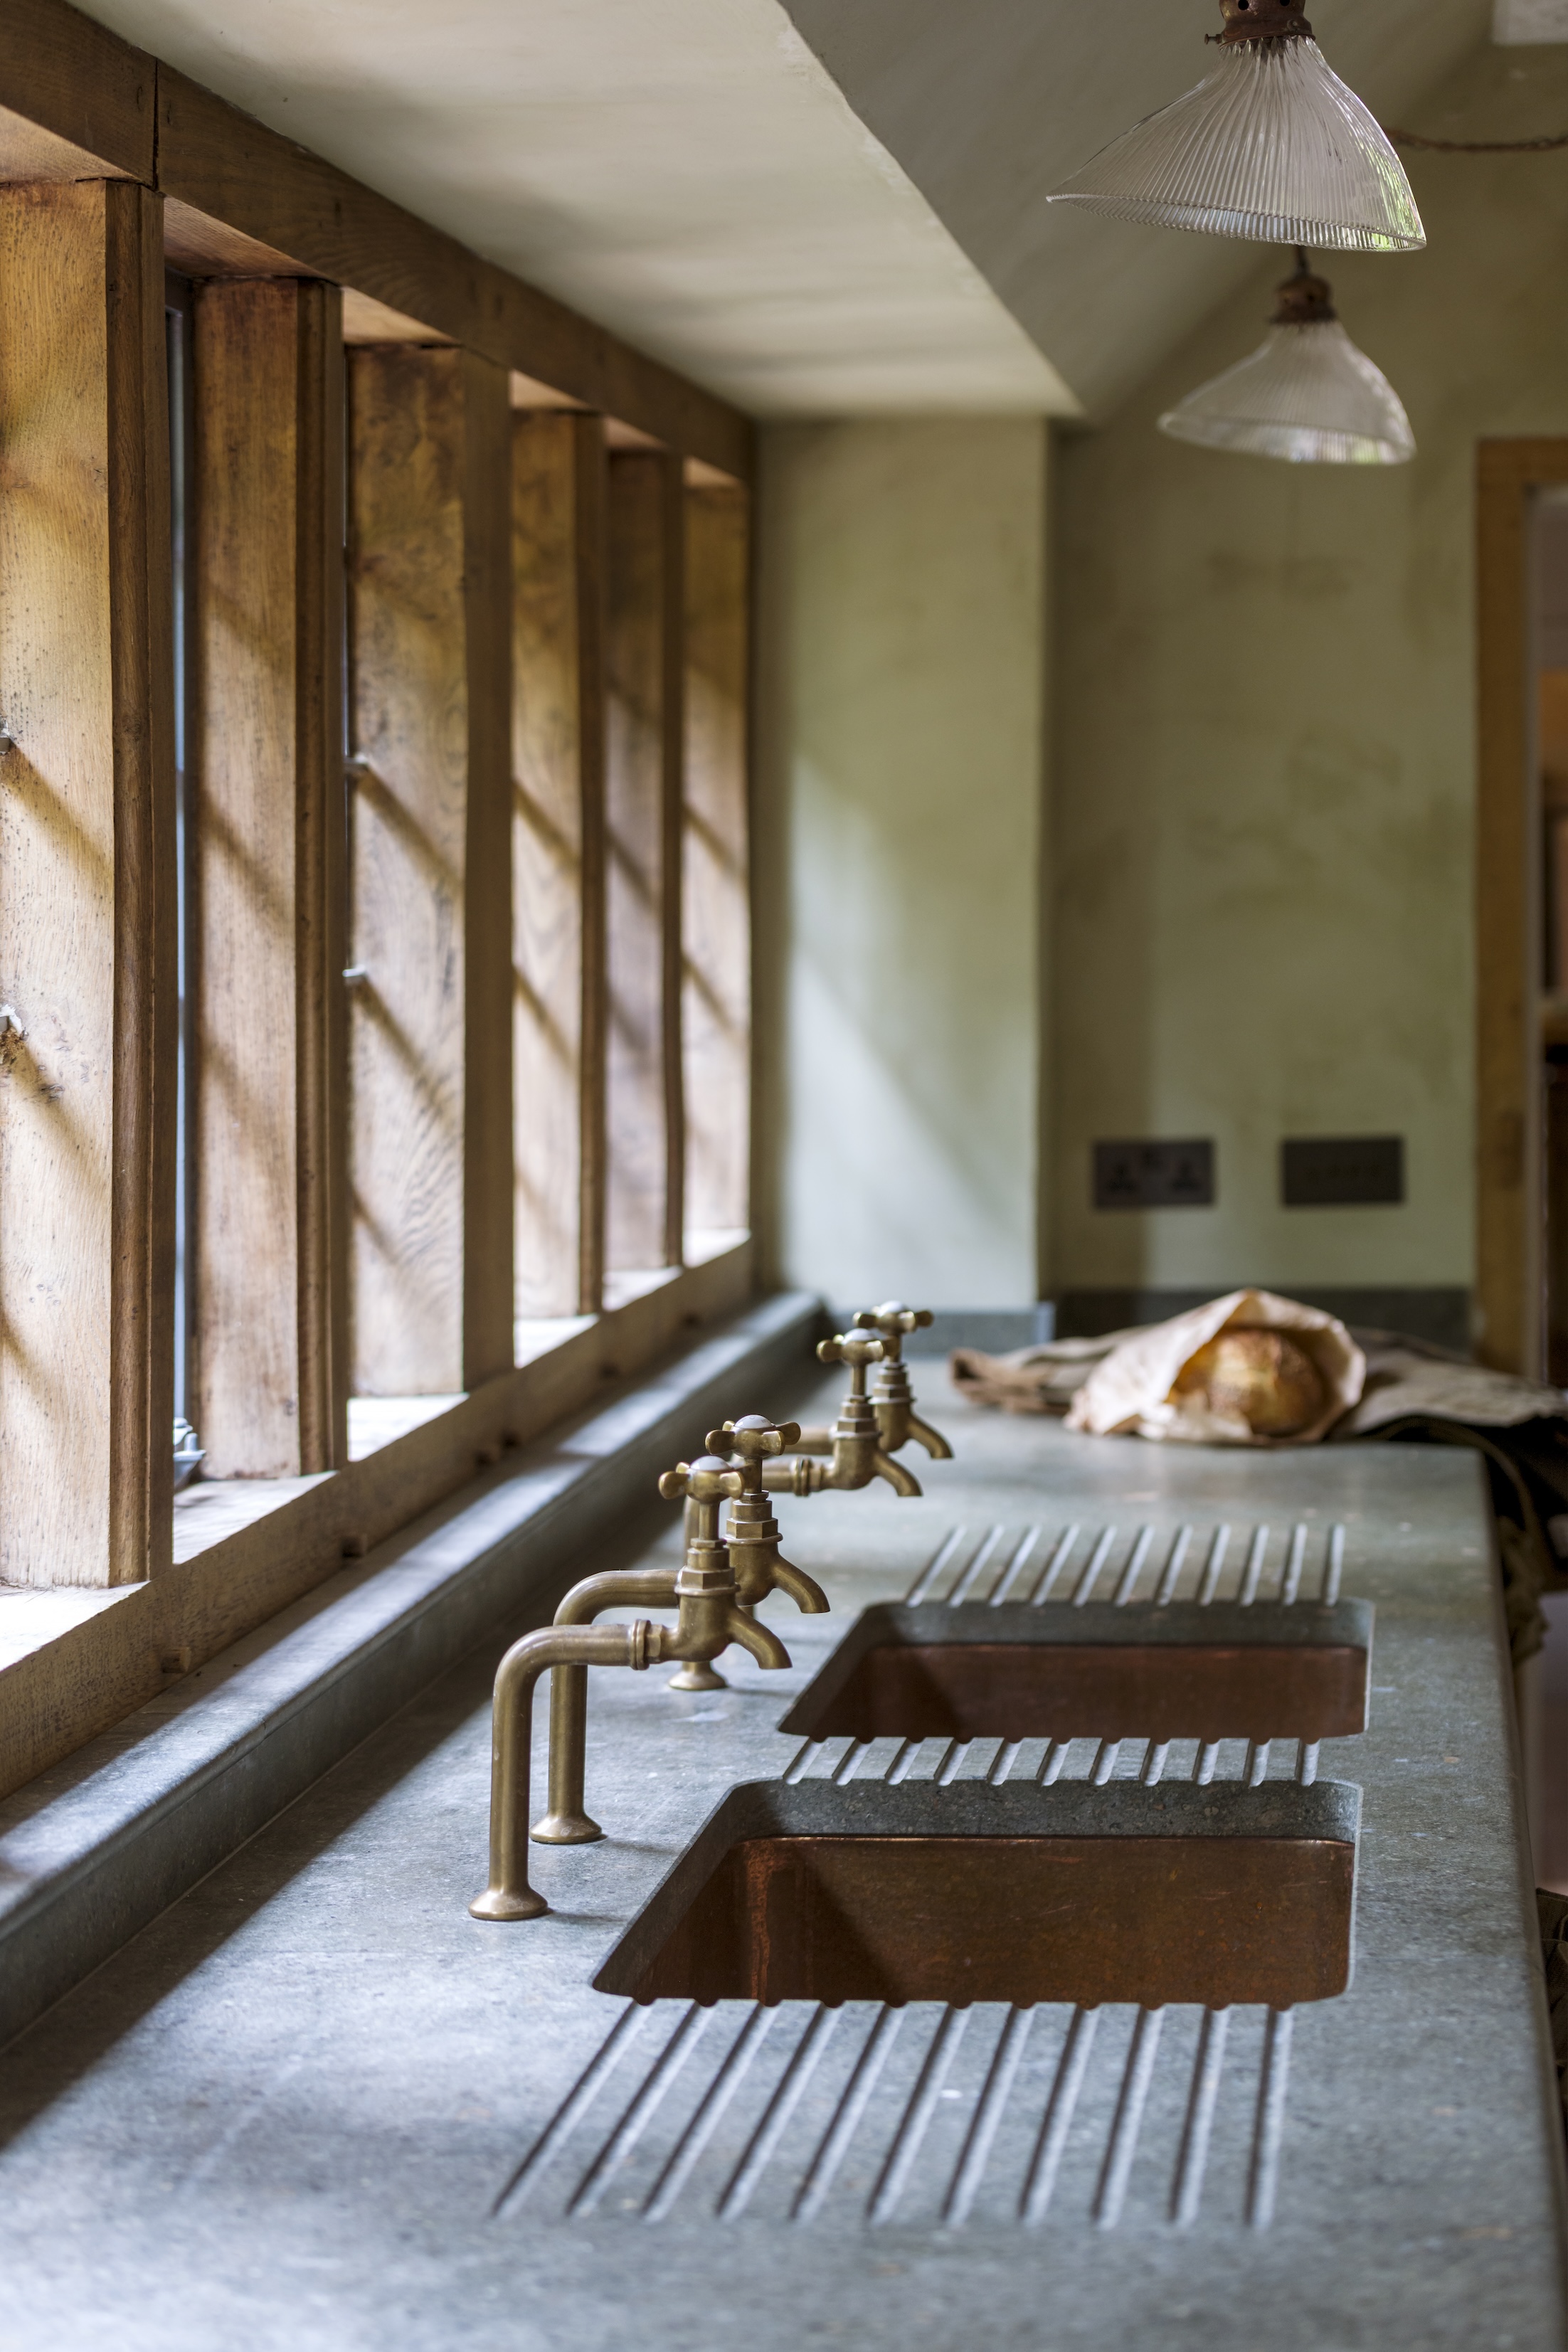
[1049,38,1424,253]
[1158,318,1416,465]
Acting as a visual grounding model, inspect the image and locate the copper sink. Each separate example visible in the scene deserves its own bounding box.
[778,1600,1373,1745]
[595,1778,1359,2012]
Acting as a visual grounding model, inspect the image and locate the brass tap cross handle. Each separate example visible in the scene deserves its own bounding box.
[761,1334,923,1498]
[853,1301,955,1462]
[708,1415,829,1616]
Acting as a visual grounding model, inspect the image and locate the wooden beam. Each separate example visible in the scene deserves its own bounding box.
[346,345,513,1396]
[0,179,176,1586]
[1476,441,1568,1376]
[605,450,685,1277]
[682,482,753,1241]
[512,412,608,1319]
[0,0,152,181]
[151,65,751,480]
[187,277,347,1478]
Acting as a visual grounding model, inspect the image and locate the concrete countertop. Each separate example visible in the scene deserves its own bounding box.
[0,1369,1562,2351]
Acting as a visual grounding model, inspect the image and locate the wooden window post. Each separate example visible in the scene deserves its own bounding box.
[0,181,176,1586]
[512,410,608,1322]
[187,277,348,1476]
[682,477,752,1247]
[346,346,513,1396]
[605,448,684,1278]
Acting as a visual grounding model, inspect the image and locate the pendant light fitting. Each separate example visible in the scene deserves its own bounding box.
[1158,248,1416,466]
[1049,0,1425,255]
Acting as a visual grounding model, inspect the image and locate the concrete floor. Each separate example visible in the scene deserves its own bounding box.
[0,1364,1561,2351]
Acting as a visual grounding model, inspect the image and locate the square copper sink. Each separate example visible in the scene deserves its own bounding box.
[595,1779,1360,2012]
[777,1600,1374,1747]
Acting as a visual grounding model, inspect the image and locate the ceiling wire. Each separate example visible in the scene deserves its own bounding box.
[1384,127,1568,151]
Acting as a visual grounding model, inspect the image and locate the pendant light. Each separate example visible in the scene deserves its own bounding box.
[1158,250,1415,465]
[1049,0,1425,254]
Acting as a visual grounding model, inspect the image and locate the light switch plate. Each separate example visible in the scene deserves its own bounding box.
[1281,1136,1404,1208]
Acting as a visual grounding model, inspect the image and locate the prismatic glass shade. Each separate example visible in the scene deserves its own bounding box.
[1049,39,1424,253]
[1159,319,1415,465]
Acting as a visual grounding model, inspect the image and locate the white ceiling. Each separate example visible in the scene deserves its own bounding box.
[76,0,1513,421]
[78,0,1072,418]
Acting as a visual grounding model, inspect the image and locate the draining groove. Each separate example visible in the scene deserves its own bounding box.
[1154,1527,1192,1606]
[1246,2011,1294,2230]
[794,2008,904,2223]
[1140,1742,1170,1787]
[1037,1739,1069,1785]
[1280,1525,1308,1606]
[1095,2008,1164,2229]
[1192,1742,1221,1786]
[936,1739,970,1786]
[869,2009,969,2225]
[1238,1526,1269,1607]
[492,2004,644,2216]
[1022,2008,1099,2225]
[1245,1740,1271,1789]
[904,1527,970,1605]
[1171,2007,1231,2226]
[1091,1739,1122,1786]
[643,2006,774,2222]
[949,1527,1006,1606]
[832,1739,869,1786]
[944,2007,1034,2227]
[1322,1525,1345,1606]
[990,1526,1042,1606]
[1029,1525,1082,1605]
[783,1741,823,1786]
[569,2005,705,2216]
[988,1739,1023,1785]
[1197,1526,1229,1604]
[1296,1741,1320,1787]
[886,1738,921,1785]
[1113,1527,1155,1606]
[719,2007,837,2218]
[1071,1527,1118,1606]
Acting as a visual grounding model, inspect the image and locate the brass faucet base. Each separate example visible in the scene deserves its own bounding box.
[530,1808,605,1845]
[469,1884,549,1922]
[668,1660,728,1691]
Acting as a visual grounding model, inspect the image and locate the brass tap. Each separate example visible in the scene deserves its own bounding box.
[533,1422,826,1843]
[760,1333,923,1498]
[786,1303,953,1465]
[472,1457,790,1919]
[856,1303,954,1461]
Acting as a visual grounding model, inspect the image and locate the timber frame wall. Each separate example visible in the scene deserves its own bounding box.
[0,0,756,1799]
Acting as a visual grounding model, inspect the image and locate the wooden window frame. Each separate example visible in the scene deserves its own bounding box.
[0,6,758,1801]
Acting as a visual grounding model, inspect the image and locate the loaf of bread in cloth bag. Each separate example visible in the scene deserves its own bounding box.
[1064,1288,1365,1446]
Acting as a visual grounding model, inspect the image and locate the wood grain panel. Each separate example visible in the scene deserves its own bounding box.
[188,278,346,1478]
[1476,441,1568,1375]
[152,65,751,480]
[347,347,512,1394]
[0,180,176,1587]
[512,412,608,1319]
[605,451,684,1273]
[682,483,752,1241]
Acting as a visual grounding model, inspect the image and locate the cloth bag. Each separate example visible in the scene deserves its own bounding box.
[1062,1287,1365,1446]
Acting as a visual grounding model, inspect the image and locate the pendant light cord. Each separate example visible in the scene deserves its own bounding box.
[1384,126,1568,152]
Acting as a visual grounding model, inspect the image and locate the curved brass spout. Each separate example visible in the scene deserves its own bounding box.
[760,1333,923,1498]
[470,1620,657,1920]
[534,1572,684,1845]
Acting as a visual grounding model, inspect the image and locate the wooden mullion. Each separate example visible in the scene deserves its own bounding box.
[0,179,176,1586]
[189,277,345,1476]
[660,455,687,1270]
[462,351,514,1389]
[576,420,609,1315]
